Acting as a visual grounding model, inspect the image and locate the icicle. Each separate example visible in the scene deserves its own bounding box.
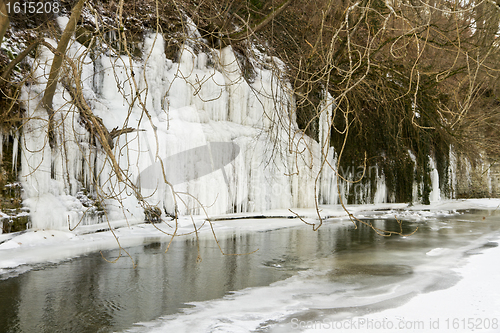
[11,130,19,175]
[448,146,457,199]
[318,93,336,205]
[19,30,348,231]
[429,156,441,203]
[373,168,387,204]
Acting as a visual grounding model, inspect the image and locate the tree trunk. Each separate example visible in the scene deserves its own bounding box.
[42,0,86,111]
[1,38,40,81]
[41,0,86,150]
[0,0,11,45]
[38,40,125,182]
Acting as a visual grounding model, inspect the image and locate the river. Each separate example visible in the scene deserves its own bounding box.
[0,209,499,332]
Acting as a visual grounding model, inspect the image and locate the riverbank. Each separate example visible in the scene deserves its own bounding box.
[1,199,499,333]
[1,199,499,277]
[350,230,500,333]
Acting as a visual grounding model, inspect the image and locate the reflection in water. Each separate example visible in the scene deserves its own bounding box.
[0,213,499,333]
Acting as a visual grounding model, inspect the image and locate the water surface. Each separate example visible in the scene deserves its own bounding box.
[0,210,499,332]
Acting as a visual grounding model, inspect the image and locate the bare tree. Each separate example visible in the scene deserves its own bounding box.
[2,0,500,244]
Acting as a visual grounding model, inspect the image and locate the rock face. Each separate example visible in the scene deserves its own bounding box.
[0,27,497,233]
[454,154,500,199]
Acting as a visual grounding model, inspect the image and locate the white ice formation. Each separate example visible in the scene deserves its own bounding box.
[17,26,440,230]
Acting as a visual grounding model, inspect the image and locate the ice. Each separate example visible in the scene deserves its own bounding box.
[374,174,387,204]
[426,248,450,256]
[13,22,466,233]
[429,156,441,203]
[351,239,500,333]
[1,200,500,332]
[110,208,500,333]
[449,147,457,198]
[19,32,327,230]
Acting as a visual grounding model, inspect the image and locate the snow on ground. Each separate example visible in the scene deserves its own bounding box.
[298,237,500,333]
[348,240,500,333]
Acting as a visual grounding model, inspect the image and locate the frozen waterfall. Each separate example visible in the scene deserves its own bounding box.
[18,29,443,231]
[19,32,336,230]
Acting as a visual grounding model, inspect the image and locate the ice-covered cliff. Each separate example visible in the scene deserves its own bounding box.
[18,22,337,230]
[16,18,432,231]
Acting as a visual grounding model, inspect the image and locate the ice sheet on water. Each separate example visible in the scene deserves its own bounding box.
[347,237,500,333]
[1,202,500,332]
[122,246,465,333]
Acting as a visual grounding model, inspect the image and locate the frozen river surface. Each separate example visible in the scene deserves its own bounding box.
[1,203,500,332]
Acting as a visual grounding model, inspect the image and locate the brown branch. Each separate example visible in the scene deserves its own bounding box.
[224,0,292,43]
[39,40,124,181]
[42,0,86,111]
[109,126,141,140]
[1,37,41,81]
